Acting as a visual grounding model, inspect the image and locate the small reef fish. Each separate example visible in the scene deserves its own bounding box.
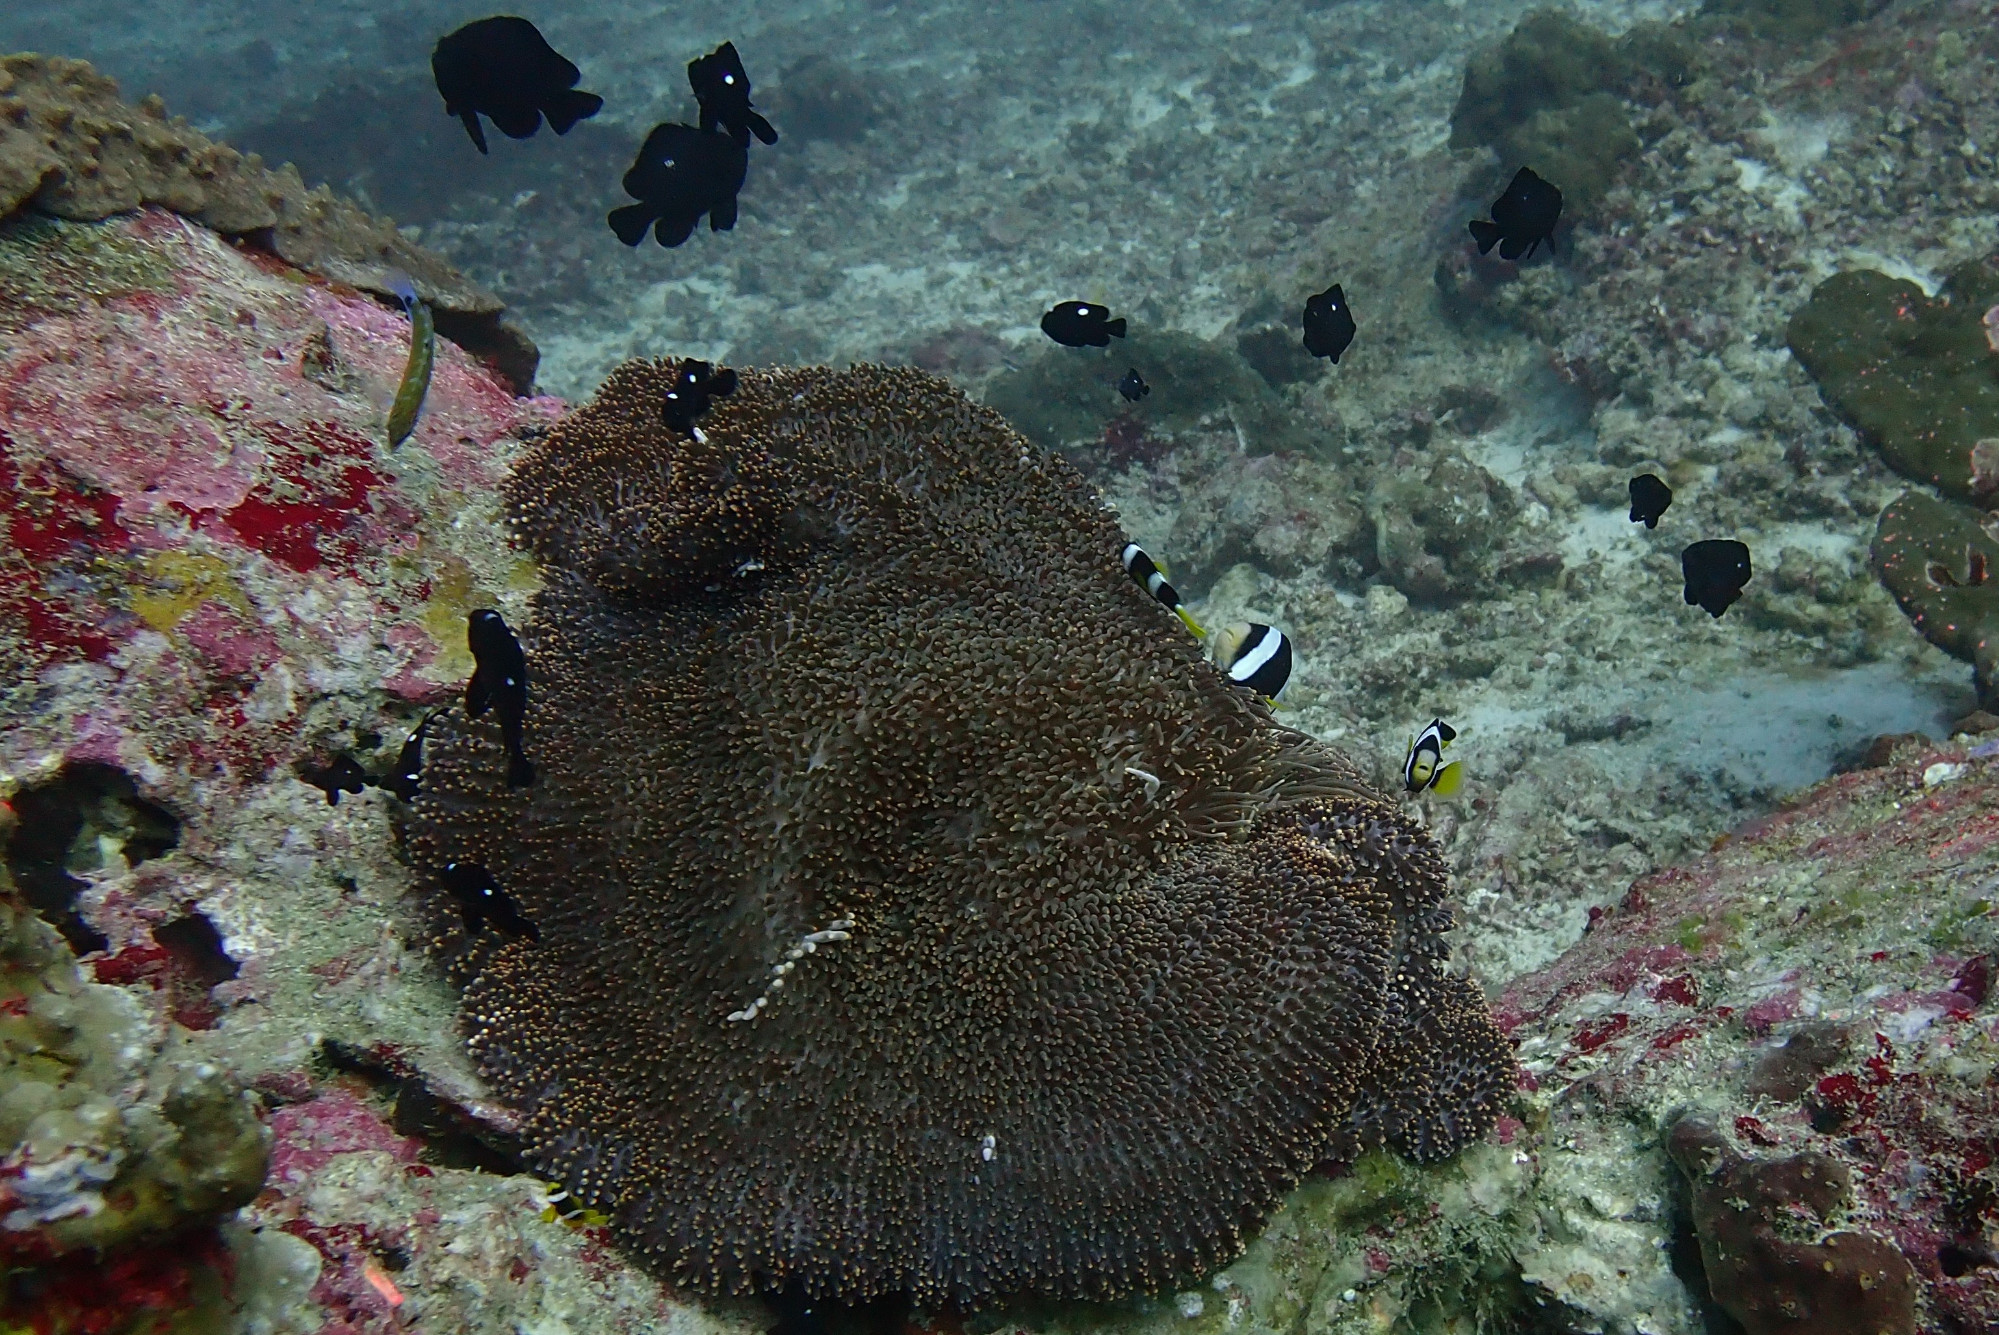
[536,1183,611,1229]
[688,41,778,146]
[298,754,369,805]
[1117,368,1151,403]
[384,275,434,449]
[662,360,740,436]
[1469,166,1562,262]
[370,710,441,803]
[466,609,536,787]
[438,860,540,940]
[1681,539,1752,618]
[1211,622,1292,699]
[431,16,603,155]
[1041,302,1126,348]
[1403,718,1463,797]
[1628,473,1673,529]
[609,123,749,248]
[1120,542,1205,637]
[1302,284,1357,362]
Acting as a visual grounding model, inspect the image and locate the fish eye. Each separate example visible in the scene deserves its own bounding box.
[723,74,736,85]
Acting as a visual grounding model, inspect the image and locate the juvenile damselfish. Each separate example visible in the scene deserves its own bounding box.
[662,360,739,436]
[1629,473,1672,529]
[1211,621,1292,699]
[1681,539,1752,618]
[298,754,369,805]
[466,610,536,786]
[370,710,440,803]
[1117,368,1151,403]
[1469,166,1562,262]
[609,123,749,248]
[1302,284,1357,362]
[1042,302,1127,348]
[438,860,539,940]
[1120,542,1204,637]
[688,41,777,146]
[431,16,603,155]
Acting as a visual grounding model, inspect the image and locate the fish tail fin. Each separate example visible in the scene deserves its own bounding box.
[1173,606,1206,638]
[543,89,604,135]
[460,110,490,155]
[1106,317,1128,338]
[507,751,537,788]
[1431,761,1464,797]
[750,112,778,145]
[608,204,657,247]
[1467,219,1500,253]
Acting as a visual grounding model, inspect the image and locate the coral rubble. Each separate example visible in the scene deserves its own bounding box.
[406,358,1511,1308]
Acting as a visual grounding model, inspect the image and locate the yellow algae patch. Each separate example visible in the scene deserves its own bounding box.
[417,553,483,682]
[128,551,247,631]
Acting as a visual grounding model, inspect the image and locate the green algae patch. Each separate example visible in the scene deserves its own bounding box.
[1787,259,1999,505]
[1872,488,1999,699]
[0,215,178,327]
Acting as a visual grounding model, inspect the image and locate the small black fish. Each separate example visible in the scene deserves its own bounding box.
[466,609,536,786]
[431,17,603,155]
[1041,302,1126,348]
[1117,368,1150,403]
[438,860,540,940]
[298,754,369,805]
[1629,474,1673,529]
[1302,284,1357,362]
[370,710,442,803]
[1469,166,1563,262]
[1681,539,1752,618]
[662,360,740,436]
[608,123,749,248]
[688,41,778,146]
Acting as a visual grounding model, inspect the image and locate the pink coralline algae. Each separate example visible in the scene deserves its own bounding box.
[0,208,560,801]
[1498,740,1999,1333]
[1985,303,1999,354]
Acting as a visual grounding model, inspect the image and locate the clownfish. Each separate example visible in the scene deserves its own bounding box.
[1403,718,1463,796]
[1211,621,1292,700]
[1121,543,1205,637]
[534,1183,610,1229]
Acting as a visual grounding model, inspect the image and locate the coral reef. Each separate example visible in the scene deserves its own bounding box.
[405,358,1511,1308]
[0,53,536,389]
[1872,489,1999,702]
[1666,1112,1918,1335]
[1700,0,1885,42]
[1787,257,1999,506]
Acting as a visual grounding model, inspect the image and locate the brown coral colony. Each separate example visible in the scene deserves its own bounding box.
[405,359,1511,1306]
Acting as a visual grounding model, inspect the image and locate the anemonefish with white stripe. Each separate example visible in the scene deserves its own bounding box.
[1121,543,1205,637]
[1403,718,1463,796]
[1211,621,1292,699]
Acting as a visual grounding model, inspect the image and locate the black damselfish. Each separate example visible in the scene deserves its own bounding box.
[431,17,603,155]
[466,609,535,786]
[1302,284,1356,362]
[1681,539,1752,618]
[298,754,368,805]
[370,710,441,803]
[1041,302,1126,348]
[1469,166,1562,262]
[1629,474,1673,529]
[438,860,539,940]
[609,123,749,248]
[1117,368,1151,403]
[662,360,739,436]
[689,41,778,146]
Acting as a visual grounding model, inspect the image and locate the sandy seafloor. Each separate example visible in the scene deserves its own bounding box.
[3,0,1993,992]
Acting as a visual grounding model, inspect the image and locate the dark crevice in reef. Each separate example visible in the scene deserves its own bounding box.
[4,761,181,956]
[154,911,241,987]
[317,1038,525,1176]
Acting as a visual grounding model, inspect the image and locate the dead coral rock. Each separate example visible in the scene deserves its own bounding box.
[1371,449,1524,604]
[1666,1113,1917,1335]
[407,360,1512,1308]
[1166,452,1374,589]
[0,52,536,390]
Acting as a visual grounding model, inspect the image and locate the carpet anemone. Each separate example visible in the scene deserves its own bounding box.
[405,360,1511,1307]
